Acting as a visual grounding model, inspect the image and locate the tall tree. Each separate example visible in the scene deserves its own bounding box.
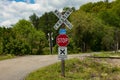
[70,10,113,52]
[1,27,15,54]
[29,13,39,30]
[80,1,113,13]
[12,19,46,55]
[105,0,108,3]
[0,27,3,54]
[98,0,120,52]
[38,11,58,46]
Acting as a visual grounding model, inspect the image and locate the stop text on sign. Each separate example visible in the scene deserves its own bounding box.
[56,34,69,47]
[57,38,68,43]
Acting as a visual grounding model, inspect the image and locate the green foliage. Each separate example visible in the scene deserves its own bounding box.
[68,0,120,52]
[70,10,106,51]
[1,0,120,54]
[93,52,120,57]
[0,54,15,61]
[2,27,14,55]
[38,11,58,46]
[80,2,93,12]
[80,1,113,13]
[29,13,39,30]
[98,0,120,51]
[4,39,30,55]
[101,26,115,50]
[25,58,120,80]
[12,19,47,55]
[0,27,3,54]
[99,11,120,28]
[0,19,47,55]
[63,7,76,12]
[68,38,81,53]
[38,11,58,34]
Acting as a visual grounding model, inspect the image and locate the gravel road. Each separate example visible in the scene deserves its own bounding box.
[0,54,82,80]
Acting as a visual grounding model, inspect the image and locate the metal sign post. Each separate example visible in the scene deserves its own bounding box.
[58,46,67,77]
[61,59,65,77]
[53,8,73,77]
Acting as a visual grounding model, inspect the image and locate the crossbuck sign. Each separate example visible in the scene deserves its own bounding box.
[53,8,73,30]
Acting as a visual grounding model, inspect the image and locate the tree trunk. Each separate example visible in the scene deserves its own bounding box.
[114,29,119,53]
[82,42,86,52]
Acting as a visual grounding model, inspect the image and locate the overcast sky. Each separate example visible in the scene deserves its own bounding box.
[0,0,114,27]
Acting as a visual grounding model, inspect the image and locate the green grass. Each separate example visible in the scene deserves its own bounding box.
[25,58,120,80]
[0,54,15,61]
[93,52,120,57]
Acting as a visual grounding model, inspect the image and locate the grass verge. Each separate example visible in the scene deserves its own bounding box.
[93,52,120,57]
[25,58,120,80]
[0,54,15,61]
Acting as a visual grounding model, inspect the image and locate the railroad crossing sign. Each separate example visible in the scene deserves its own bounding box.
[53,8,73,30]
[58,47,67,60]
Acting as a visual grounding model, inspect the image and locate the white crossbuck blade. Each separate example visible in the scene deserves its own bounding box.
[53,8,73,30]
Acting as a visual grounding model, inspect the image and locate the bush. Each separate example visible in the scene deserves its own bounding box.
[0,43,3,54]
[3,39,31,55]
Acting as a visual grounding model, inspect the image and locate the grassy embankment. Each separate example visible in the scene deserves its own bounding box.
[92,52,120,57]
[0,54,15,61]
[25,57,120,80]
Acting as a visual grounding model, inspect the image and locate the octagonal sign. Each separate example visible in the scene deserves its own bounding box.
[56,34,69,47]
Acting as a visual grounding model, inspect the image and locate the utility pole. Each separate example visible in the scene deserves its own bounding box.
[48,32,53,54]
[46,12,53,55]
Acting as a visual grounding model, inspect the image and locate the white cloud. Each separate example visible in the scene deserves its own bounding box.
[0,0,114,27]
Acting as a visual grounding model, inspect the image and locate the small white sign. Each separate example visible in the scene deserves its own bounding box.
[53,8,73,30]
[58,47,67,60]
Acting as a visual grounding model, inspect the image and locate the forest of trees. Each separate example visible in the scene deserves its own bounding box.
[0,0,120,55]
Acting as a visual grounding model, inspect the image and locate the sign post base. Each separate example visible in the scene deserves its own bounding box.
[61,59,65,77]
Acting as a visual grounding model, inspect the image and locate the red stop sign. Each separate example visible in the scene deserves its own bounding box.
[56,34,69,47]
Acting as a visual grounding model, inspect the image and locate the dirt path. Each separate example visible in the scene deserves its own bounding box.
[0,54,81,80]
